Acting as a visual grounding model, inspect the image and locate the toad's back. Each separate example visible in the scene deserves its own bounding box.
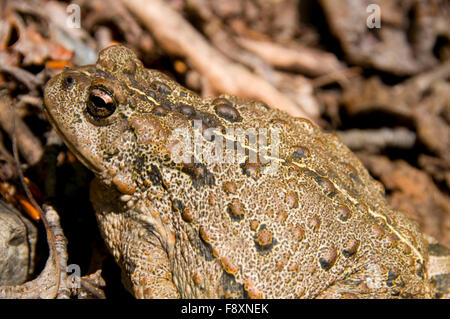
[44,45,434,298]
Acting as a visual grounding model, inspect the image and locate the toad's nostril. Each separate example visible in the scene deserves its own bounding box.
[62,75,75,89]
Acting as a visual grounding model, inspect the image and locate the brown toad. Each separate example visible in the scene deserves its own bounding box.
[44,45,436,298]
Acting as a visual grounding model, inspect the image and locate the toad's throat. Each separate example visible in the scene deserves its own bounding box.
[44,107,103,174]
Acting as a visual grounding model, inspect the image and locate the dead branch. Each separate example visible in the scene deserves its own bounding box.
[337,127,416,151]
[312,67,361,88]
[0,65,39,92]
[235,37,344,77]
[185,0,276,82]
[271,70,321,119]
[404,60,450,98]
[77,270,106,299]
[0,96,43,165]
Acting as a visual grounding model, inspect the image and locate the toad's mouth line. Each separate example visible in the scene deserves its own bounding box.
[43,107,103,175]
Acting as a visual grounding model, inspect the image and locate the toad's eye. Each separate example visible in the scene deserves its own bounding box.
[87,87,116,119]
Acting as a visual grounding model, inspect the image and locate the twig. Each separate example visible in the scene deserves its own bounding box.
[312,66,362,88]
[185,0,276,82]
[0,96,43,165]
[235,37,344,77]
[337,127,416,151]
[0,65,40,91]
[78,271,106,299]
[404,60,450,96]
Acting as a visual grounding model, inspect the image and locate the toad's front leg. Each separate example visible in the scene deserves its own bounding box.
[119,236,180,299]
[90,178,180,299]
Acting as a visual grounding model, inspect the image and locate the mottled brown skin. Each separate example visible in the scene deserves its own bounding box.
[44,45,435,298]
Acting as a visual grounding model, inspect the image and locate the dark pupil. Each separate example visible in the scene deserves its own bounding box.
[87,89,116,118]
